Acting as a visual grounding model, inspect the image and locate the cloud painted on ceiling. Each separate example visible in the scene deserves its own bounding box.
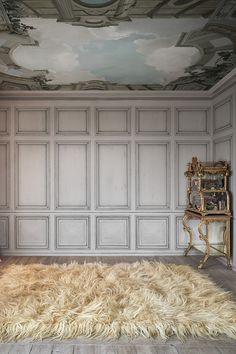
[11,18,204,86]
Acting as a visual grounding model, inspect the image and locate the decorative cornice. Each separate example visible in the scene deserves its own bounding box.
[209,67,236,97]
[1,68,236,100]
[0,89,212,100]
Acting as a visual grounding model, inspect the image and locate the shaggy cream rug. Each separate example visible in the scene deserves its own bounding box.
[0,261,236,342]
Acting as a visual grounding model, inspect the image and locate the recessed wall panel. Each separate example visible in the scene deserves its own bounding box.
[55,216,90,249]
[0,216,9,248]
[16,142,49,209]
[176,142,209,209]
[0,142,9,209]
[213,136,232,162]
[135,107,170,135]
[213,97,232,133]
[96,142,130,209]
[96,108,131,135]
[55,142,89,209]
[96,216,130,249]
[55,107,89,135]
[136,142,169,209]
[175,108,210,135]
[136,216,169,249]
[0,109,9,135]
[15,216,49,249]
[15,108,49,135]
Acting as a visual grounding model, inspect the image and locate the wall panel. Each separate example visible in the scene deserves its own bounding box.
[0,108,10,135]
[0,142,9,209]
[136,142,170,209]
[15,107,49,135]
[175,108,210,135]
[55,216,90,249]
[96,142,130,209]
[15,216,49,249]
[135,107,170,135]
[213,96,232,134]
[0,216,9,249]
[55,107,90,135]
[55,142,89,209]
[95,107,131,135]
[96,216,130,249]
[213,136,232,162]
[15,142,49,209]
[136,216,169,249]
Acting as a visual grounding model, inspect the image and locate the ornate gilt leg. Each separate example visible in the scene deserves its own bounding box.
[198,220,210,269]
[224,219,231,270]
[182,213,193,256]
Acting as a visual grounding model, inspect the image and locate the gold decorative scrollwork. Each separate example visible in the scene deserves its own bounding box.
[198,219,210,269]
[182,213,193,256]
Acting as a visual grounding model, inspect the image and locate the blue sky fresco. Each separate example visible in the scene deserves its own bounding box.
[12,18,207,85]
[79,33,163,84]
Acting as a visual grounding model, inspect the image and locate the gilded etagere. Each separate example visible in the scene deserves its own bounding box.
[182,157,231,269]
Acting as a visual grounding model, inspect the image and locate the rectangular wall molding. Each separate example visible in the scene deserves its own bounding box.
[213,135,232,162]
[136,142,170,209]
[0,108,10,135]
[213,96,233,134]
[96,142,130,209]
[95,107,131,135]
[54,107,90,135]
[55,142,90,209]
[15,141,50,209]
[0,142,10,209]
[96,216,130,249]
[135,107,171,135]
[0,97,231,256]
[175,107,210,135]
[15,107,50,135]
[136,216,169,249]
[55,216,90,249]
[15,216,49,249]
[0,216,9,249]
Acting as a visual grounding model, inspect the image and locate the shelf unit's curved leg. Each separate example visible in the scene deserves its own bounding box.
[198,219,210,269]
[224,219,232,270]
[182,213,193,256]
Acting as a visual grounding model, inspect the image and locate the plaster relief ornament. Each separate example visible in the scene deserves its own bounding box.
[0,0,235,90]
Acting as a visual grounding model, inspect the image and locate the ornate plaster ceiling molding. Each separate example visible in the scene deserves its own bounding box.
[204,0,236,48]
[17,0,222,26]
[176,30,234,66]
[0,71,44,90]
[52,0,136,27]
[0,0,235,91]
[0,2,47,81]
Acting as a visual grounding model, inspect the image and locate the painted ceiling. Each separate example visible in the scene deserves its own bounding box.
[0,0,236,91]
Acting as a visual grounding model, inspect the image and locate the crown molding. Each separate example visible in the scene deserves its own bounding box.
[208,68,236,98]
[0,89,211,101]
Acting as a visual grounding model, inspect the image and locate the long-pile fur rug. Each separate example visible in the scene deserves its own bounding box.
[0,261,236,342]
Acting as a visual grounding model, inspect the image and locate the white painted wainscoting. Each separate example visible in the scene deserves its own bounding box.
[212,83,236,270]
[0,85,235,259]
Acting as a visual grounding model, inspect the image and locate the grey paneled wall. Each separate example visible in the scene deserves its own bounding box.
[0,98,214,255]
[212,85,236,270]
